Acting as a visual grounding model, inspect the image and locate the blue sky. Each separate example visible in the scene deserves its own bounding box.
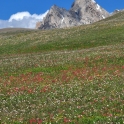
[0,0,123,28]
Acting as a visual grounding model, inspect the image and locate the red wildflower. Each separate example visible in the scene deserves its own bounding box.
[37,119,43,124]
[29,119,42,124]
[63,117,71,123]
[29,119,36,124]
[28,89,33,94]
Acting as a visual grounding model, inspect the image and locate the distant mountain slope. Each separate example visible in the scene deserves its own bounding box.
[36,5,81,30]
[1,11,124,56]
[36,0,110,30]
[99,10,124,23]
[0,28,32,33]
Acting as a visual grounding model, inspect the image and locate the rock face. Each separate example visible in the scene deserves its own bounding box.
[36,5,81,30]
[36,0,110,30]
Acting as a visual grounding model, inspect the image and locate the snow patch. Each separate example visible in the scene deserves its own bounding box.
[61,15,64,23]
[102,15,105,19]
[96,4,101,12]
[92,0,96,3]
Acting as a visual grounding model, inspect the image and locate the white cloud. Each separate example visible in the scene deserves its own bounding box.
[0,10,49,29]
[9,12,31,22]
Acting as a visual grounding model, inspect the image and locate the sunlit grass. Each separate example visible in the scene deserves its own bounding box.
[0,12,124,123]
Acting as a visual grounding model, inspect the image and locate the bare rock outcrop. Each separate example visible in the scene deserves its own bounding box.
[36,0,110,30]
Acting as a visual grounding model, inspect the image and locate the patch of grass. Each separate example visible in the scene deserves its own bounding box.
[0,16,124,55]
[0,12,124,123]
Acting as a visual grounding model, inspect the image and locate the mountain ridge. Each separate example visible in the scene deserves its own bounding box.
[36,0,110,30]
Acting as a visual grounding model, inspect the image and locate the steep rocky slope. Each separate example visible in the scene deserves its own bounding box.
[36,0,110,29]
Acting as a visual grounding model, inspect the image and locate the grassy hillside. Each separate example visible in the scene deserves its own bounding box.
[99,11,124,23]
[1,13,124,56]
[0,12,124,123]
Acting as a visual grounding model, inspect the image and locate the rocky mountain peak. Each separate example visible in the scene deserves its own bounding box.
[50,5,60,11]
[70,0,109,23]
[36,0,110,30]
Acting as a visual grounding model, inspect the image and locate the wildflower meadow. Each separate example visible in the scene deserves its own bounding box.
[0,12,124,123]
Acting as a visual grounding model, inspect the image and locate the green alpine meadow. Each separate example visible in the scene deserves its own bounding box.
[0,11,124,123]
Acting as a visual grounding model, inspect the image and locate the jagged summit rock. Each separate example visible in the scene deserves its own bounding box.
[36,5,81,30]
[70,0,109,23]
[36,0,110,30]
